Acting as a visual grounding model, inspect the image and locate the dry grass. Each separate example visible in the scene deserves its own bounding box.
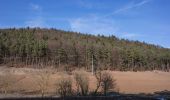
[0,67,170,95]
[0,72,25,94]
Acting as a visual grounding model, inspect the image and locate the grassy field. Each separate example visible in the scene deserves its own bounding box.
[0,67,170,97]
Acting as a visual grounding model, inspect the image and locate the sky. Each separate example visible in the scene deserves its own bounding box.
[0,0,170,48]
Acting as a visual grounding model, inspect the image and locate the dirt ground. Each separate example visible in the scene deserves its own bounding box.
[0,67,170,94]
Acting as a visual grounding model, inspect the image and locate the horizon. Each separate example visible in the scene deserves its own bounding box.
[0,0,170,48]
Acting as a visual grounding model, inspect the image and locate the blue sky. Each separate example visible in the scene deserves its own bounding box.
[0,0,170,48]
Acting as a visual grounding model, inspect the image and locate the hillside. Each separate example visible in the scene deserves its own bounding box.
[0,28,170,71]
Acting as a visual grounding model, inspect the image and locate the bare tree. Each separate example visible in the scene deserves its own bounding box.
[93,71,102,95]
[56,75,72,97]
[35,69,51,97]
[101,71,116,96]
[74,71,89,96]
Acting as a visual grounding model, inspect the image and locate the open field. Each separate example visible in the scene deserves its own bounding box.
[0,67,170,96]
[112,71,170,93]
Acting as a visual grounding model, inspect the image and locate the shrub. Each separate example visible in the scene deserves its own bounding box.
[93,71,102,95]
[101,71,116,96]
[56,75,72,97]
[35,69,51,97]
[74,71,89,96]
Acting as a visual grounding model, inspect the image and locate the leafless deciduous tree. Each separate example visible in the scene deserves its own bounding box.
[74,71,89,96]
[93,71,102,95]
[101,71,116,96]
[35,69,51,97]
[56,75,72,97]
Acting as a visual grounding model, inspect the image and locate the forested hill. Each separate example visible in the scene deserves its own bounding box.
[0,28,170,71]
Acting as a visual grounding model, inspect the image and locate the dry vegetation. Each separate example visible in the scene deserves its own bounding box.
[93,71,116,95]
[74,71,89,96]
[35,69,52,97]
[56,74,72,97]
[0,67,170,98]
[100,71,116,95]
[0,72,25,94]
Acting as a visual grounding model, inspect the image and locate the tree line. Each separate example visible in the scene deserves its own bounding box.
[0,28,170,71]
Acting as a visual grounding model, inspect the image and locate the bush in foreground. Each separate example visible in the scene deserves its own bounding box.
[56,75,72,97]
[101,71,116,96]
[74,71,89,96]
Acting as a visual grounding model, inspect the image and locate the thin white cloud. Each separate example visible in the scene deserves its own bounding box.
[69,15,144,39]
[76,0,93,9]
[25,17,47,28]
[30,3,42,11]
[114,0,151,14]
[69,15,145,39]
[75,0,108,9]
[69,16,119,36]
[69,0,151,38]
[25,3,46,27]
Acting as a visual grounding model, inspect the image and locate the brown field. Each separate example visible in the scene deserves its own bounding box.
[111,71,170,93]
[0,67,170,95]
